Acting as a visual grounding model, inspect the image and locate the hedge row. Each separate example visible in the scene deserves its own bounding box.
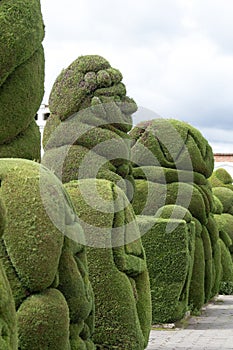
[210,170,233,294]
[130,119,224,321]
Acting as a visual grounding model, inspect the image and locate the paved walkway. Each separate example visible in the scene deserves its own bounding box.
[147,295,233,350]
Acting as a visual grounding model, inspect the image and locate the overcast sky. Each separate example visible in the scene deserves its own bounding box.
[40,0,233,153]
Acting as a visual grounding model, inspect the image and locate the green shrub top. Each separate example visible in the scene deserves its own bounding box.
[130,118,214,178]
[213,187,233,214]
[209,168,233,190]
[48,54,137,130]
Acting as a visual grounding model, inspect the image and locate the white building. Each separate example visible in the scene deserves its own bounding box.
[35,103,50,133]
[35,104,50,153]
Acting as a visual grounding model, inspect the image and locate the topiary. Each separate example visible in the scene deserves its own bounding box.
[42,55,137,200]
[43,54,152,348]
[209,168,233,191]
[0,0,44,160]
[65,178,152,350]
[0,158,95,349]
[130,118,217,313]
[138,205,195,323]
[0,197,17,350]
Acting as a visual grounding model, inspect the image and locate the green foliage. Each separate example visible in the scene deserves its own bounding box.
[219,281,233,295]
[43,54,137,200]
[213,187,233,214]
[188,235,205,311]
[138,212,195,323]
[201,226,213,302]
[0,159,95,349]
[65,179,152,349]
[17,289,70,350]
[206,215,221,297]
[132,180,209,224]
[0,0,44,86]
[213,195,223,214]
[130,119,214,178]
[0,47,44,144]
[209,168,233,191]
[0,196,17,349]
[0,160,64,293]
[0,0,44,164]
[0,120,41,161]
[219,239,233,287]
[130,119,217,315]
[0,261,18,350]
[48,54,135,127]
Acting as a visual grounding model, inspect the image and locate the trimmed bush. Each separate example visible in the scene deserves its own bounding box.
[0,159,95,349]
[130,118,217,313]
[17,288,70,350]
[130,119,214,178]
[211,189,233,294]
[0,120,41,161]
[0,197,17,350]
[212,187,233,215]
[65,179,152,350]
[210,168,233,191]
[138,206,195,323]
[206,214,221,297]
[42,54,137,200]
[0,0,44,161]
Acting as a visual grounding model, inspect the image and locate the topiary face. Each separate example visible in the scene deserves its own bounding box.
[48,55,137,131]
[43,55,137,201]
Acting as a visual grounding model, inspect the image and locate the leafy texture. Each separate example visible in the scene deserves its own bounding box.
[42,55,137,200]
[0,159,95,349]
[138,207,195,323]
[43,55,152,348]
[0,197,17,350]
[130,118,218,316]
[65,179,152,350]
[0,0,44,160]
[211,172,233,294]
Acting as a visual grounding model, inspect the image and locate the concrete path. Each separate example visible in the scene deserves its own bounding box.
[147,295,233,350]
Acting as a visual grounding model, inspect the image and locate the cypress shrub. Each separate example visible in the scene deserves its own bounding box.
[0,0,44,160]
[42,55,137,200]
[0,197,17,350]
[130,118,217,313]
[0,159,95,349]
[212,190,233,293]
[43,55,152,348]
[65,179,152,350]
[212,187,233,215]
[210,168,233,191]
[138,205,195,323]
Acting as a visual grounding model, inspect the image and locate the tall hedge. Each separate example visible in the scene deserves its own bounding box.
[65,179,152,350]
[212,182,233,294]
[42,55,152,348]
[0,0,44,160]
[130,118,218,313]
[138,205,195,323]
[0,159,95,349]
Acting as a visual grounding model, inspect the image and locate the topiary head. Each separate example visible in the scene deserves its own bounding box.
[48,55,137,132]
